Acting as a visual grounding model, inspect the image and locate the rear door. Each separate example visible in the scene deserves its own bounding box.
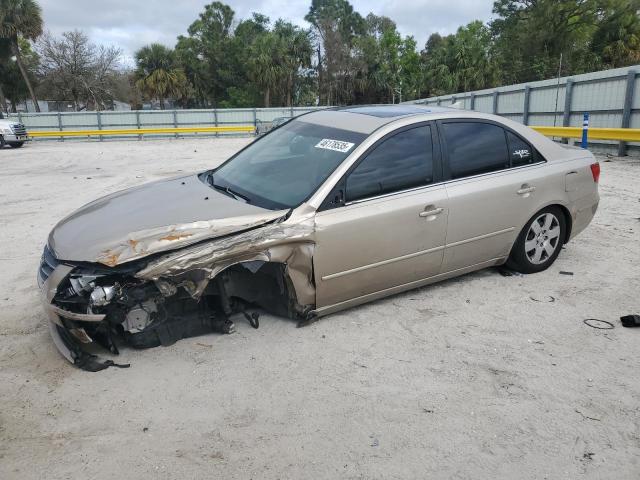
[314,123,449,308]
[438,120,545,271]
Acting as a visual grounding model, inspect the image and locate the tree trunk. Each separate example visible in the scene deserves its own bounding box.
[264,88,270,108]
[11,99,17,113]
[159,95,165,110]
[0,83,6,114]
[286,74,293,107]
[317,45,324,105]
[11,37,40,112]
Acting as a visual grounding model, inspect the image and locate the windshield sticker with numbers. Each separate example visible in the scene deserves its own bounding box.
[314,138,355,153]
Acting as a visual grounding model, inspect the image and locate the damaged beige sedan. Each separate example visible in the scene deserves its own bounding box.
[39,106,600,370]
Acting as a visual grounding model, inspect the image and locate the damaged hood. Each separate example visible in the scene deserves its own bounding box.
[48,174,288,266]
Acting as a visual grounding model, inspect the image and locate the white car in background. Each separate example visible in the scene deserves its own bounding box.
[0,112,28,148]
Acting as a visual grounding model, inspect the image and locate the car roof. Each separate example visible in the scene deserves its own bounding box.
[336,105,454,118]
[297,105,457,133]
[296,105,570,161]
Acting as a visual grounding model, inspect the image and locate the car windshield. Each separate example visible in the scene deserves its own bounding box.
[210,119,367,209]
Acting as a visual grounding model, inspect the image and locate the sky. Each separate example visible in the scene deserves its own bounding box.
[38,0,495,66]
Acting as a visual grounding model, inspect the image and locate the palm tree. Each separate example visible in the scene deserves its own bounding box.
[273,21,312,107]
[247,33,281,107]
[134,44,188,109]
[0,0,42,111]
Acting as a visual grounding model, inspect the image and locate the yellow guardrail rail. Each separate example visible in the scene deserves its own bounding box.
[24,124,640,142]
[28,125,256,138]
[531,126,640,142]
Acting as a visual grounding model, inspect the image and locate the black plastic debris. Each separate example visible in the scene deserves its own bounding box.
[243,311,260,329]
[620,315,640,328]
[75,351,130,372]
[56,324,131,372]
[530,295,556,303]
[583,318,614,330]
[559,271,574,276]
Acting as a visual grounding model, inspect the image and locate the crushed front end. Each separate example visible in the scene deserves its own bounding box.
[39,212,317,371]
[39,246,233,371]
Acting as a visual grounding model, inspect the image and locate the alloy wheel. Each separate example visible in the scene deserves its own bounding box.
[524,212,561,265]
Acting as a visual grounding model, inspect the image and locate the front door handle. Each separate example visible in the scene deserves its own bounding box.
[419,207,444,218]
[517,184,536,195]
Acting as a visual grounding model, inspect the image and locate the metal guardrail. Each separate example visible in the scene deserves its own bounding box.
[25,124,640,143]
[28,125,256,138]
[531,126,640,142]
[408,65,640,155]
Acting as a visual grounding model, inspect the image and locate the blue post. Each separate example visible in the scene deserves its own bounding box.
[581,112,589,149]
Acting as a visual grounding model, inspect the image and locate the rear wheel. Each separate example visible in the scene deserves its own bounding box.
[0,136,5,148]
[506,206,566,274]
[8,142,24,148]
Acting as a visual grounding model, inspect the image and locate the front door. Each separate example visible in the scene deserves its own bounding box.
[313,123,448,308]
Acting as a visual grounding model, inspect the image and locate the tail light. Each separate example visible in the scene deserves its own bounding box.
[590,162,600,183]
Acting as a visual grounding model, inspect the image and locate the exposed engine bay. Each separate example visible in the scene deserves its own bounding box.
[40,208,318,371]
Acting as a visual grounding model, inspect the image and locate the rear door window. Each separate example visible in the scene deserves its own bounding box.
[442,122,509,179]
[346,125,433,202]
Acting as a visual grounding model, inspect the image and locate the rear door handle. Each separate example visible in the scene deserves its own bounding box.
[419,207,444,218]
[517,185,536,195]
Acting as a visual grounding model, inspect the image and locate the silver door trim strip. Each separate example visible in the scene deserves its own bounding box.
[320,226,515,282]
[445,227,516,248]
[321,245,446,281]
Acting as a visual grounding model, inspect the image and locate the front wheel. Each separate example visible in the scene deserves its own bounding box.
[0,136,5,148]
[8,142,24,148]
[506,206,566,274]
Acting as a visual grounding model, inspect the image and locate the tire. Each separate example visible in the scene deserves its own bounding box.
[0,136,5,148]
[8,142,24,148]
[506,206,566,274]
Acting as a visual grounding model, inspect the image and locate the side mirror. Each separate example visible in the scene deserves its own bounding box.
[319,182,345,211]
[331,189,344,206]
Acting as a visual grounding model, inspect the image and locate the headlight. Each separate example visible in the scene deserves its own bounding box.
[90,286,116,306]
[2,128,12,134]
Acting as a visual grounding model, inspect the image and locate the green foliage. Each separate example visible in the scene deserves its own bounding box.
[591,0,640,68]
[0,0,42,40]
[0,0,43,110]
[4,0,640,110]
[422,21,500,96]
[0,37,36,109]
[134,43,192,109]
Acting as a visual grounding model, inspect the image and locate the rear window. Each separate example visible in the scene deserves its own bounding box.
[507,131,535,167]
[443,122,509,179]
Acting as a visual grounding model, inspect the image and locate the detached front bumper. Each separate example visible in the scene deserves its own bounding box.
[39,263,112,368]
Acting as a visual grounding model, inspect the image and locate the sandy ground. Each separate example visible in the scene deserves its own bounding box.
[0,137,638,479]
